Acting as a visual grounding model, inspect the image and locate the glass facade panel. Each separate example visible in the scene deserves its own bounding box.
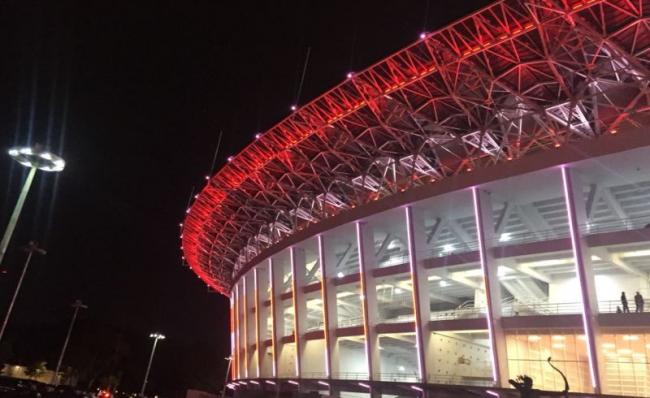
[427,330,492,385]
[483,169,582,316]
[375,273,413,324]
[378,333,418,381]
[600,330,650,397]
[335,336,369,380]
[505,330,591,393]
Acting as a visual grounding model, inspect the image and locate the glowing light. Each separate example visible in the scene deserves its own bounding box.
[337,272,344,278]
[441,244,455,253]
[394,287,403,294]
[8,146,65,172]
[419,32,427,39]
[287,380,299,386]
[346,72,353,79]
[398,365,406,372]
[255,133,261,139]
[590,255,601,261]
[623,335,639,341]
[290,105,297,111]
[358,383,370,389]
[411,386,424,392]
[528,335,541,342]
[439,280,449,287]
[227,156,234,162]
[499,232,511,242]
[318,381,330,387]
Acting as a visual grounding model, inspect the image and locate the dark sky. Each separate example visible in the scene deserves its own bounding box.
[0,1,488,395]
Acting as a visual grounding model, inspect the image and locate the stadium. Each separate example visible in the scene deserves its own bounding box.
[182,0,650,396]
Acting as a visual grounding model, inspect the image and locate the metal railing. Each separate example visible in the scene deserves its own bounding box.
[430,306,485,321]
[502,301,582,316]
[377,372,420,382]
[338,317,364,328]
[599,298,650,314]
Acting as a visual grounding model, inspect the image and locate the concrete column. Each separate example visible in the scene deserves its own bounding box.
[242,277,249,379]
[404,206,429,383]
[230,295,237,380]
[254,269,262,378]
[318,235,337,378]
[269,258,281,378]
[355,221,380,381]
[257,265,272,378]
[235,283,242,379]
[472,187,509,387]
[290,246,307,378]
[561,166,602,394]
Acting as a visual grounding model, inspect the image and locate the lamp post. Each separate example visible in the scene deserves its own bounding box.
[140,332,165,397]
[52,300,88,386]
[0,241,46,343]
[221,356,233,398]
[0,146,65,268]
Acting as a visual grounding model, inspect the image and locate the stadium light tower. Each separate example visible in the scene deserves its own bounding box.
[140,332,165,397]
[0,145,65,267]
[52,299,88,386]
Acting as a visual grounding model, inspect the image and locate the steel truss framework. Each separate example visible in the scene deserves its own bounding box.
[182,0,650,296]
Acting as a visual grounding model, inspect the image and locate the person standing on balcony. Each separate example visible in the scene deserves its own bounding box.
[635,291,644,313]
[621,292,630,313]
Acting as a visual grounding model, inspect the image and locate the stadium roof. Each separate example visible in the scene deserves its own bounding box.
[182,0,650,296]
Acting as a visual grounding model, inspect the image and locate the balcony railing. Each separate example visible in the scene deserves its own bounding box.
[502,301,582,317]
[598,299,650,314]
[430,306,485,321]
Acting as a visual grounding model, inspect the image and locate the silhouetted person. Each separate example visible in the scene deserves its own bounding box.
[621,291,630,313]
[635,291,644,313]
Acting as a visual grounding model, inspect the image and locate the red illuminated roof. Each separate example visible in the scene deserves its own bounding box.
[182,0,650,295]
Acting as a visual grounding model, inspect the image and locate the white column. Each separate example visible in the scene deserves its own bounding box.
[254,269,261,378]
[242,277,249,378]
[318,235,337,378]
[290,246,307,378]
[230,295,237,380]
[269,258,281,378]
[561,166,602,394]
[404,206,429,383]
[356,221,380,381]
[257,265,272,378]
[472,187,508,387]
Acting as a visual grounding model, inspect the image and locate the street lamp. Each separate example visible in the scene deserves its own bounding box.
[52,300,88,386]
[0,241,46,343]
[0,145,65,268]
[140,332,165,397]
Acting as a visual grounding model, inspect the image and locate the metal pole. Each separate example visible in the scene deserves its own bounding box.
[52,300,87,386]
[0,167,37,267]
[221,357,232,398]
[140,337,160,397]
[0,241,46,343]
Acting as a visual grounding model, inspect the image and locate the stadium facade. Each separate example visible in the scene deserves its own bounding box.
[182,0,650,396]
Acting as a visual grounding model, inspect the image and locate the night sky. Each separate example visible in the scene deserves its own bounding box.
[0,1,489,396]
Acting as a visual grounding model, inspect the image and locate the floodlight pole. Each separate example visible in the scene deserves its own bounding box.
[140,333,165,397]
[0,241,46,343]
[0,167,37,268]
[52,299,88,386]
[221,356,232,398]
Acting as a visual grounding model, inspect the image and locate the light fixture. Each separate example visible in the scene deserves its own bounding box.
[441,244,455,253]
[8,146,65,172]
[439,280,449,288]
[499,233,511,242]
[337,272,344,278]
